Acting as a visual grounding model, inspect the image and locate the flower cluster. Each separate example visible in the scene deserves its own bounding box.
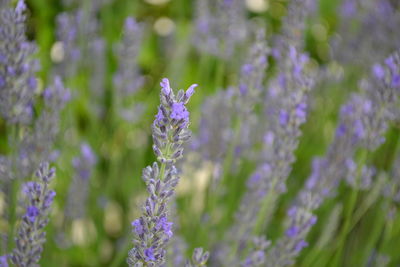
[9,162,56,266]
[113,17,145,122]
[333,0,400,67]
[270,50,400,265]
[127,78,202,266]
[18,76,70,178]
[65,143,97,220]
[241,237,271,267]
[0,0,38,124]
[184,247,210,267]
[272,0,316,58]
[193,0,247,58]
[218,45,314,265]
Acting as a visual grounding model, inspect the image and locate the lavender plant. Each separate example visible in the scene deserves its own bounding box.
[267,50,400,266]
[113,17,145,122]
[217,45,314,266]
[127,78,205,266]
[1,0,400,266]
[185,247,210,267]
[0,0,38,124]
[333,0,400,67]
[18,77,70,179]
[193,0,247,59]
[9,162,56,266]
[272,0,316,57]
[65,143,96,220]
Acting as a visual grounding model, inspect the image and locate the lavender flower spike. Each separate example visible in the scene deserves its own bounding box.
[0,0,38,124]
[65,143,97,220]
[10,162,56,266]
[184,248,210,267]
[113,17,145,122]
[127,79,204,266]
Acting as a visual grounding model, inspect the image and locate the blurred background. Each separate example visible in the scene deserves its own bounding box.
[1,0,400,266]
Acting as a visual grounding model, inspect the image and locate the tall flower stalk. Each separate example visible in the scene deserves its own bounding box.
[9,162,56,266]
[113,17,145,122]
[127,78,198,266]
[266,50,400,267]
[0,0,38,125]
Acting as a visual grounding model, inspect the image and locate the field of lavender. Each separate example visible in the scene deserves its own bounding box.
[1,0,400,266]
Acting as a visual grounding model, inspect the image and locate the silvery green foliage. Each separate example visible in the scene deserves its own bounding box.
[268,51,400,266]
[0,0,38,124]
[333,0,400,67]
[127,78,203,266]
[184,247,210,267]
[18,77,70,179]
[193,0,248,59]
[9,162,56,267]
[65,143,96,220]
[113,17,145,122]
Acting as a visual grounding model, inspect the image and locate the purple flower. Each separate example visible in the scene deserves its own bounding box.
[156,217,173,238]
[155,107,165,123]
[279,110,289,125]
[294,240,308,253]
[11,163,56,266]
[385,57,396,72]
[160,78,171,95]
[286,226,299,237]
[185,84,197,99]
[113,16,145,122]
[144,247,156,262]
[132,219,144,235]
[26,206,39,222]
[392,75,400,88]
[81,143,96,165]
[0,76,5,88]
[373,64,385,79]
[193,0,248,58]
[65,143,96,220]
[171,102,189,121]
[0,255,8,267]
[287,206,297,218]
[296,102,307,121]
[0,0,38,124]
[341,0,356,17]
[128,79,198,266]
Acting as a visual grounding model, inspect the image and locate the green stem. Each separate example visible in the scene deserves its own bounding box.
[206,118,242,226]
[253,177,280,235]
[214,59,225,90]
[110,135,172,267]
[7,125,20,251]
[331,150,368,266]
